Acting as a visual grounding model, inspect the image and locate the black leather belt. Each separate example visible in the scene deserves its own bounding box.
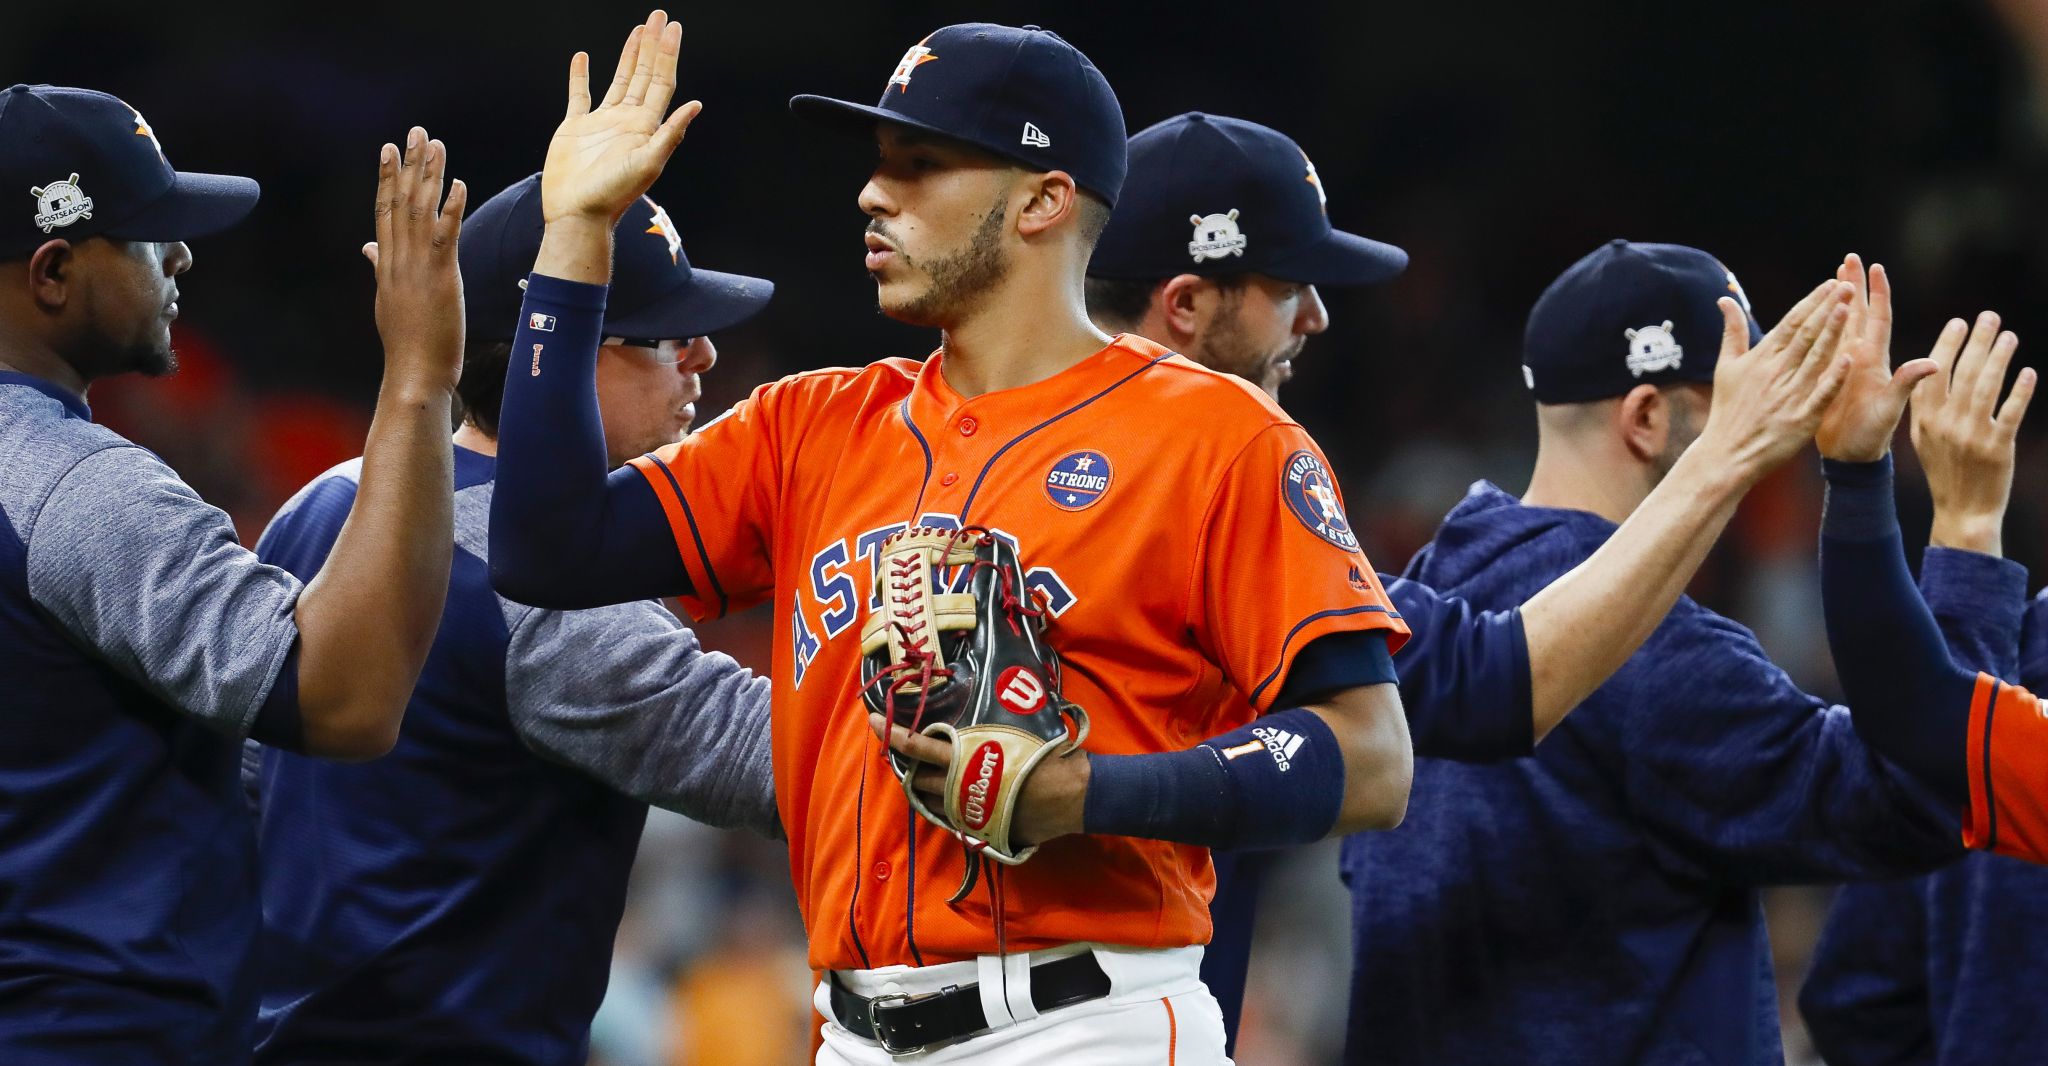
[828,951,1113,1054]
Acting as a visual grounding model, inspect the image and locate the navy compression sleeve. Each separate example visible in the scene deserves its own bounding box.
[490,274,689,608]
[1819,455,1976,804]
[1084,706,1352,850]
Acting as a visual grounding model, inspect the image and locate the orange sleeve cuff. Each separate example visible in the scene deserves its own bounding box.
[1964,674,2048,863]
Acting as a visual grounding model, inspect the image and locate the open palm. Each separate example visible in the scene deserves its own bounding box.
[542,10,700,224]
[1814,255,1937,462]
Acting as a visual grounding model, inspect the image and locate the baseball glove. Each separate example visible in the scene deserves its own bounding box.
[858,525,1089,902]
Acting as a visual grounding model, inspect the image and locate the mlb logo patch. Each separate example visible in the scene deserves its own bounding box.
[527,312,557,332]
[1045,451,1112,511]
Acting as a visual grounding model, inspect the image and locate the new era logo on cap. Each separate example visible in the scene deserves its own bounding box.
[1021,122,1050,148]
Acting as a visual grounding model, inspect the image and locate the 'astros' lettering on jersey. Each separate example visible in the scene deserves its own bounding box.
[627,334,1408,971]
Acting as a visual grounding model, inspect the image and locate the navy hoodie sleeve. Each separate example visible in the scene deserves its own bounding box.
[1601,600,1964,884]
[1382,575,1533,761]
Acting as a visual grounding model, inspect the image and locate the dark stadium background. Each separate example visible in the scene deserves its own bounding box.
[11,1,2043,1061]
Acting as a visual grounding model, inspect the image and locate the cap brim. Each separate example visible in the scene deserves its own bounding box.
[1261,228,1409,286]
[101,171,259,243]
[789,95,1046,174]
[606,268,775,339]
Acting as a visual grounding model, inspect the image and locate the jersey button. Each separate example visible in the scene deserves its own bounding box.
[940,472,958,486]
[958,416,978,436]
[873,861,892,881]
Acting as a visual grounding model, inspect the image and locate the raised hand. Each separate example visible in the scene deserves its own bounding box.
[365,127,467,392]
[1911,311,2034,554]
[1689,275,1856,482]
[1815,255,1941,462]
[543,10,699,226]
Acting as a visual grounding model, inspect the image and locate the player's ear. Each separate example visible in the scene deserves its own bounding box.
[1616,383,1667,464]
[1158,274,1208,340]
[24,238,75,311]
[1014,170,1080,240]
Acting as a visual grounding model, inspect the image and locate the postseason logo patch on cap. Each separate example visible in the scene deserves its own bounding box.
[30,174,93,233]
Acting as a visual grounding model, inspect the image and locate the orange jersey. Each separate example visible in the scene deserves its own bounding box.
[628,334,1407,971]
[1964,673,2048,863]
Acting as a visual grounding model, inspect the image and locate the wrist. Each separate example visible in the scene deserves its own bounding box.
[1667,440,1753,506]
[533,217,615,286]
[1930,511,2004,555]
[377,371,457,409]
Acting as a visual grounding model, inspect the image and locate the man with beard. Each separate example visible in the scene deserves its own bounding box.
[1338,245,2029,1065]
[485,16,1856,1062]
[1083,113,1912,1054]
[0,85,466,1063]
[246,173,780,1065]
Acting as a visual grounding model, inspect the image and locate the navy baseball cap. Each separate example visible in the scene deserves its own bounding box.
[459,175,773,343]
[0,84,258,260]
[789,24,1128,206]
[1521,239,1763,404]
[1089,113,1407,286]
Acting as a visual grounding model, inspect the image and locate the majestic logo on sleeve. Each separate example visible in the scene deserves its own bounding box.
[1624,320,1683,378]
[1188,209,1247,262]
[1045,450,1112,510]
[1283,450,1359,551]
[31,174,93,233]
[888,39,938,92]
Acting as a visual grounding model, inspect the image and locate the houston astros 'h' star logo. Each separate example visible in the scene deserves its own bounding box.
[643,197,682,265]
[1282,449,1359,551]
[888,37,939,92]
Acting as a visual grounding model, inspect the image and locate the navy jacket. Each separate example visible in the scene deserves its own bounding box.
[1339,482,2013,1066]
[1800,589,2047,1066]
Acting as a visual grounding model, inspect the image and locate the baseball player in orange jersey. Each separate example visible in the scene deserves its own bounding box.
[483,14,1854,1063]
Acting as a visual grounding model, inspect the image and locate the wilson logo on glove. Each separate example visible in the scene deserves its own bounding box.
[997,666,1047,714]
[961,742,1004,830]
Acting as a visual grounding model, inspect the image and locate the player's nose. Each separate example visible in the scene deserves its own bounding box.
[1297,284,1329,336]
[164,241,193,277]
[679,336,717,375]
[858,173,895,218]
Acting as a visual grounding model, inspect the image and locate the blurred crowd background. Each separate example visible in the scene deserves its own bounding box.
[14,0,2048,1061]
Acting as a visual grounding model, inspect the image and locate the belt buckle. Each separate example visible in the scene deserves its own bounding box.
[866,992,927,1056]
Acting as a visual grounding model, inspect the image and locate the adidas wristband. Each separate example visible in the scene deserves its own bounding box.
[1083,706,1346,850]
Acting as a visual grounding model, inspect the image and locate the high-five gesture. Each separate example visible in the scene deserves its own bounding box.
[1814,255,1940,463]
[544,10,699,226]
[366,127,468,392]
[1688,276,1856,482]
[1911,311,2034,553]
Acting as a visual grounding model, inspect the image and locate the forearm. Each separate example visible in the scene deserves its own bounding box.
[533,215,612,285]
[488,271,684,607]
[1821,456,1976,804]
[1520,442,1749,739]
[294,376,454,758]
[1082,687,1411,849]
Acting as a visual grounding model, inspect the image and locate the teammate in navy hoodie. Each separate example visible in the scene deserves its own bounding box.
[1340,245,2024,1065]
